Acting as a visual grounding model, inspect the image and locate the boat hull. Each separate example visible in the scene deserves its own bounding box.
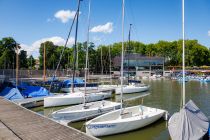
[61,87,98,93]
[52,101,121,123]
[115,85,149,94]
[86,106,165,137]
[44,92,106,108]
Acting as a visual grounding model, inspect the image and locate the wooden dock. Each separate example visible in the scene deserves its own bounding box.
[0,97,98,140]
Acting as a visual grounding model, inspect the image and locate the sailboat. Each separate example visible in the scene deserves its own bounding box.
[44,0,109,108]
[168,0,209,139]
[85,0,166,136]
[51,0,120,123]
[115,23,150,94]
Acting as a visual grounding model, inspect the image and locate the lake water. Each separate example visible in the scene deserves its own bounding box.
[31,79,210,140]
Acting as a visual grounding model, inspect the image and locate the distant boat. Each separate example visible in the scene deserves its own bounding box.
[200,76,210,82]
[115,83,149,95]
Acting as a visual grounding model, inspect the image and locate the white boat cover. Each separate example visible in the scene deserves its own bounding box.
[168,100,209,140]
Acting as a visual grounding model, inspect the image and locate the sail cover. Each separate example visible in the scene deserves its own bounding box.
[21,86,50,98]
[168,100,209,140]
[0,87,24,100]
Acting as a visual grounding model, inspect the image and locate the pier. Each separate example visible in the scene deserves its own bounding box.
[0,97,97,140]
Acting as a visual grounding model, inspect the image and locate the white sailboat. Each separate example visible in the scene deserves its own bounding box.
[115,23,150,94]
[86,105,165,137]
[115,83,150,95]
[44,0,109,108]
[50,0,120,121]
[85,0,166,136]
[168,0,209,139]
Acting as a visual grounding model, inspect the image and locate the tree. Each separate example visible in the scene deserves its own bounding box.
[19,50,28,69]
[0,37,19,69]
[27,55,36,69]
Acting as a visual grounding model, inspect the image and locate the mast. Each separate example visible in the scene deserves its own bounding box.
[127,24,132,83]
[120,0,125,111]
[182,0,185,106]
[16,43,19,87]
[43,43,46,81]
[101,47,103,75]
[76,42,79,70]
[84,0,91,105]
[71,0,81,93]
[109,45,112,84]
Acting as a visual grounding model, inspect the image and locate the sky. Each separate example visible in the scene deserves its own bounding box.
[0,0,210,58]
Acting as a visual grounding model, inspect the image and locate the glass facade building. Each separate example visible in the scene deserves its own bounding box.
[113,53,164,71]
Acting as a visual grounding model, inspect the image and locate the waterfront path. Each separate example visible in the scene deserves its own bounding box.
[0,97,97,140]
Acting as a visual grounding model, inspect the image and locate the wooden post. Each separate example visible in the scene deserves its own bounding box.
[16,44,19,87]
[43,43,46,81]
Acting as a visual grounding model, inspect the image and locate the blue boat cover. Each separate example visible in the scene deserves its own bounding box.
[63,78,84,86]
[209,126,210,136]
[18,82,30,89]
[128,80,141,84]
[48,76,59,82]
[0,87,24,100]
[62,78,98,88]
[21,86,50,98]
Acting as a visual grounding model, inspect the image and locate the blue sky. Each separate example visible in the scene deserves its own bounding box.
[0,0,210,58]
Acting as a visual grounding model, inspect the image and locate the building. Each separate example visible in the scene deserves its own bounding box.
[35,59,40,70]
[113,53,166,77]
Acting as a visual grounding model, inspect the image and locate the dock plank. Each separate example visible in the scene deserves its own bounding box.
[0,97,97,140]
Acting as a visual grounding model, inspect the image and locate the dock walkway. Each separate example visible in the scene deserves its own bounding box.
[0,97,97,140]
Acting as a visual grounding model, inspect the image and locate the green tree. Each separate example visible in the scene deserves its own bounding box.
[0,37,19,69]
[19,50,28,68]
[27,55,36,69]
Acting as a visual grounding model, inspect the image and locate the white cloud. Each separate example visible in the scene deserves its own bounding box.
[20,36,75,58]
[208,30,210,36]
[54,10,77,23]
[90,22,113,34]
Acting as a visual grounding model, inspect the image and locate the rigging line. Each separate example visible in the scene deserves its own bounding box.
[72,0,82,93]
[49,1,79,91]
[127,0,140,42]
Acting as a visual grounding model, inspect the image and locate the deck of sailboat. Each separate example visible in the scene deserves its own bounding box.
[56,100,120,112]
[88,106,165,123]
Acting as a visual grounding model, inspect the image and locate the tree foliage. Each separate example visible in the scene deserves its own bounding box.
[38,39,210,73]
[1,37,210,73]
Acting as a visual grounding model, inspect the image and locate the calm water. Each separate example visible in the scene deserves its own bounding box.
[31,79,210,140]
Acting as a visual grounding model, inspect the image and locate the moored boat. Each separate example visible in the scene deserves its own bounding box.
[115,83,149,94]
[52,100,121,123]
[86,105,166,137]
[44,91,109,108]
